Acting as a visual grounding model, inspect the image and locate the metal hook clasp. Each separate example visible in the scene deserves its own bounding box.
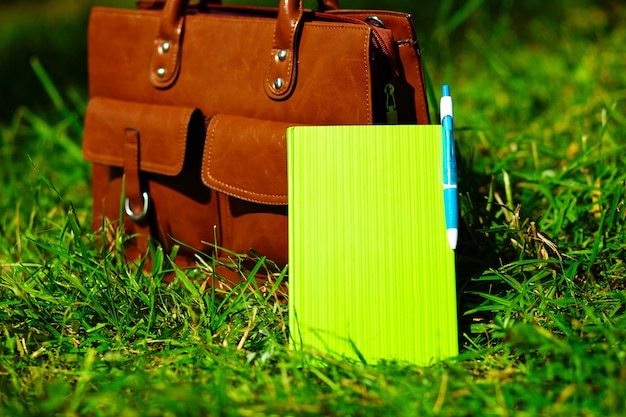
[124,192,150,221]
[365,15,386,29]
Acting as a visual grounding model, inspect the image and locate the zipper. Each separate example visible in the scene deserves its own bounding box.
[385,84,398,124]
[315,12,399,123]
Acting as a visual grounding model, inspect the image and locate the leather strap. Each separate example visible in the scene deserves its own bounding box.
[262,0,302,100]
[149,0,316,98]
[149,0,185,88]
[123,128,146,218]
[122,128,151,257]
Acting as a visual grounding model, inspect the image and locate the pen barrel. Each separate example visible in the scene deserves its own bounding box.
[443,187,458,230]
[442,114,457,231]
[444,146,456,184]
[443,118,456,184]
[440,87,457,248]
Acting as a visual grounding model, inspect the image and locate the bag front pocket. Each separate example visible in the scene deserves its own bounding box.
[83,97,218,258]
[83,101,294,269]
[202,114,292,266]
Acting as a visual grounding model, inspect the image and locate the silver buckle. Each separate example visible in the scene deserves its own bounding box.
[124,192,149,221]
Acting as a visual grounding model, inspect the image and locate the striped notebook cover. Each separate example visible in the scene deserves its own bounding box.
[287,125,458,365]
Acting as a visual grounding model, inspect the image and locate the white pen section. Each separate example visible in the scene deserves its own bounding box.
[447,228,458,251]
[440,95,453,123]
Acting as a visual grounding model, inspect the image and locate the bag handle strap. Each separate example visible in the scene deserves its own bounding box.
[262,0,302,100]
[149,0,324,99]
[149,0,187,88]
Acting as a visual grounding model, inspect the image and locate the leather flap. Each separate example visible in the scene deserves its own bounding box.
[82,97,201,176]
[202,114,291,205]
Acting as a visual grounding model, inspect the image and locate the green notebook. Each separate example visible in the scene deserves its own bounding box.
[287,125,458,365]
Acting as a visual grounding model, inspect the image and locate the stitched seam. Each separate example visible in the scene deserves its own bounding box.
[87,116,190,176]
[293,25,372,120]
[150,17,182,86]
[281,7,300,94]
[124,130,142,206]
[83,150,121,167]
[399,42,427,121]
[363,30,372,124]
[284,5,304,93]
[264,6,303,97]
[313,26,372,123]
[264,11,281,94]
[167,20,183,80]
[394,14,426,121]
[176,108,190,172]
[135,107,190,175]
[204,116,287,203]
[203,114,221,189]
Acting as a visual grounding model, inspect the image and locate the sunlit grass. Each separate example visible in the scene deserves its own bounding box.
[1,1,625,415]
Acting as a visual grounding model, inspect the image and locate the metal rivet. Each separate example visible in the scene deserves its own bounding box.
[273,78,284,90]
[277,49,288,61]
[161,41,171,53]
[156,67,166,78]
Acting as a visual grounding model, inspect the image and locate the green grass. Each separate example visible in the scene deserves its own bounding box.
[1,1,626,416]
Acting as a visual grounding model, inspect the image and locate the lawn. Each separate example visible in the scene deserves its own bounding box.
[1,0,625,416]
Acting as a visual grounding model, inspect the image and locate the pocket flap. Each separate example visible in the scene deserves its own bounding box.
[202,114,291,205]
[82,97,202,176]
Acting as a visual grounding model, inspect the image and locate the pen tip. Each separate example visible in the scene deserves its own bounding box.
[447,228,458,250]
[442,85,450,97]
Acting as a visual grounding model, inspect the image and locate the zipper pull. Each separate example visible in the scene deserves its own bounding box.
[385,83,398,124]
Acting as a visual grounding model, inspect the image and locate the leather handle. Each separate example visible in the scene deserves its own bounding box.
[262,0,303,100]
[149,0,316,98]
[149,0,186,88]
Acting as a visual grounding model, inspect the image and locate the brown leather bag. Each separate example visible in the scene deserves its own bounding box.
[82,0,430,283]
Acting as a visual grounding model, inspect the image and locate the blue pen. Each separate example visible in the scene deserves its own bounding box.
[440,85,458,250]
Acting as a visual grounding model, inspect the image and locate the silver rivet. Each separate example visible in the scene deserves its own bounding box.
[277,50,288,61]
[156,67,166,78]
[273,78,284,90]
[161,41,171,53]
